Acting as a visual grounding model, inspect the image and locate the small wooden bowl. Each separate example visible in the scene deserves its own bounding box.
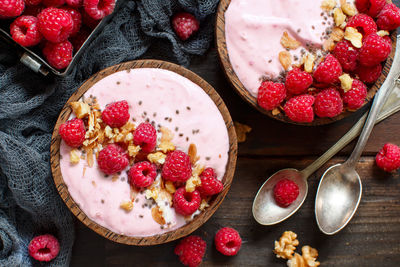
[216,0,397,126]
[50,60,238,246]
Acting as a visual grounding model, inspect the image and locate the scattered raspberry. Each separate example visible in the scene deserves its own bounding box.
[81,9,100,29]
[376,3,400,31]
[128,161,157,188]
[101,100,130,128]
[313,55,342,84]
[355,0,386,18]
[197,167,223,196]
[38,7,74,43]
[215,227,242,256]
[133,123,157,153]
[42,40,73,69]
[43,0,65,7]
[162,150,192,182]
[0,0,24,18]
[376,143,400,172]
[10,16,43,47]
[61,7,81,36]
[273,178,299,207]
[59,118,85,147]
[283,94,315,123]
[97,144,129,175]
[342,79,367,110]
[257,81,286,111]
[314,88,343,118]
[173,187,201,216]
[28,234,60,262]
[172,12,200,41]
[346,14,377,36]
[25,0,42,6]
[359,33,391,66]
[355,64,382,84]
[333,40,359,72]
[69,26,91,51]
[84,0,115,20]
[66,0,82,8]
[174,235,206,267]
[285,68,313,95]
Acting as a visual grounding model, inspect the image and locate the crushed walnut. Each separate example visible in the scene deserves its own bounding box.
[69,149,80,164]
[158,127,175,153]
[344,27,363,48]
[281,31,301,50]
[185,164,204,193]
[321,0,336,11]
[334,7,347,28]
[151,206,166,225]
[147,152,166,165]
[279,51,292,70]
[274,231,299,259]
[339,73,354,92]
[303,53,316,73]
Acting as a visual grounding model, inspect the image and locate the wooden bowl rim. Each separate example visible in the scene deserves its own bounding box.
[50,59,238,246]
[216,0,397,126]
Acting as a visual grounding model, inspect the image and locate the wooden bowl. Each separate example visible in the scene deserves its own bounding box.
[50,60,238,245]
[216,0,397,126]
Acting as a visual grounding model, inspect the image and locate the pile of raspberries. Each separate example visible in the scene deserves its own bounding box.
[257,0,400,123]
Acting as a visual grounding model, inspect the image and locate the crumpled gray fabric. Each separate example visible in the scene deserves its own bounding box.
[0,0,219,266]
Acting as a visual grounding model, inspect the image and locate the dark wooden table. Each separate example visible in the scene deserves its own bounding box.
[70,45,400,266]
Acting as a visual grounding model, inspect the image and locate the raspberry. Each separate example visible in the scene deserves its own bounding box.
[173,187,201,216]
[162,150,192,182]
[10,16,43,47]
[59,118,85,147]
[174,235,206,267]
[66,0,82,8]
[42,40,73,70]
[43,0,65,7]
[346,14,377,36]
[128,161,157,188]
[257,81,286,110]
[376,3,400,31]
[28,234,60,262]
[285,68,313,95]
[38,7,74,43]
[355,64,382,84]
[0,0,24,18]
[273,178,299,207]
[284,94,315,123]
[101,100,130,128]
[97,144,129,175]
[359,33,391,66]
[61,7,81,36]
[313,55,342,84]
[84,0,115,20]
[197,167,223,196]
[25,0,42,6]
[70,26,90,51]
[333,40,359,72]
[172,12,200,41]
[342,79,367,110]
[376,143,400,172]
[133,123,157,153]
[82,9,100,29]
[314,88,343,118]
[355,0,386,18]
[215,227,242,256]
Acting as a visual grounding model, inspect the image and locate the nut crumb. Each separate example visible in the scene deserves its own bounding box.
[159,127,175,153]
[279,51,292,70]
[334,7,347,28]
[280,31,301,50]
[339,73,354,92]
[234,122,252,143]
[377,30,389,37]
[344,27,362,48]
[321,0,336,11]
[151,206,166,225]
[185,164,204,193]
[147,152,166,165]
[165,181,176,194]
[70,101,90,119]
[86,148,94,167]
[69,149,80,164]
[120,201,133,212]
[273,231,299,259]
[112,174,119,182]
[127,145,141,158]
[272,108,281,116]
[341,2,357,16]
[330,27,344,42]
[188,143,200,165]
[199,198,210,211]
[303,53,316,73]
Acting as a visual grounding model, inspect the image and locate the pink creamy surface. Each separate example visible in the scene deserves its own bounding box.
[225,0,332,97]
[59,68,230,237]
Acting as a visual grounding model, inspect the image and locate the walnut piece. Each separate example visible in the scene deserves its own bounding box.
[147,152,166,165]
[303,53,315,73]
[188,143,200,165]
[199,198,210,211]
[321,0,336,11]
[159,127,175,153]
[70,101,90,119]
[279,51,292,70]
[323,38,335,52]
[128,145,141,158]
[151,206,166,225]
[334,7,347,28]
[339,73,354,92]
[344,27,363,48]
[185,164,204,193]
[341,2,357,16]
[377,30,389,37]
[234,122,252,143]
[287,253,307,267]
[69,149,80,164]
[165,181,176,194]
[272,108,281,116]
[331,27,344,42]
[120,201,133,212]
[301,246,320,267]
[273,231,299,259]
[280,31,301,50]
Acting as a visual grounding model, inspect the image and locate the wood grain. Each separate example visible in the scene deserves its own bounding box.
[50,60,238,246]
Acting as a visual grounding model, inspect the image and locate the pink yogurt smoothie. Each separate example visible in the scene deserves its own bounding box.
[59,68,230,237]
[225,0,335,97]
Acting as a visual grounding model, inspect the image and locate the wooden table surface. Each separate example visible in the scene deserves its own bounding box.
[70,45,400,266]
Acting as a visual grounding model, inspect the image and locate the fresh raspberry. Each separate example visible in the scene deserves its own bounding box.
[70,26,90,51]
[197,167,223,196]
[84,0,115,20]
[0,0,24,18]
[97,144,129,175]
[342,79,367,110]
[285,68,313,95]
[42,40,73,69]
[173,187,201,216]
[172,12,200,41]
[376,3,400,31]
[359,33,391,66]
[355,0,386,18]
[257,81,286,110]
[66,0,82,8]
[59,118,85,147]
[162,150,192,182]
[128,161,157,188]
[333,40,359,72]
[215,227,242,256]
[10,16,43,47]
[346,14,378,36]
[283,94,315,123]
[81,9,100,29]
[174,235,206,267]
[313,55,342,84]
[61,7,81,36]
[25,0,42,6]
[314,88,343,118]
[273,178,299,207]
[43,0,65,7]
[376,143,400,172]
[101,100,130,128]
[28,234,60,262]
[355,64,382,84]
[38,7,74,43]
[133,122,156,153]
